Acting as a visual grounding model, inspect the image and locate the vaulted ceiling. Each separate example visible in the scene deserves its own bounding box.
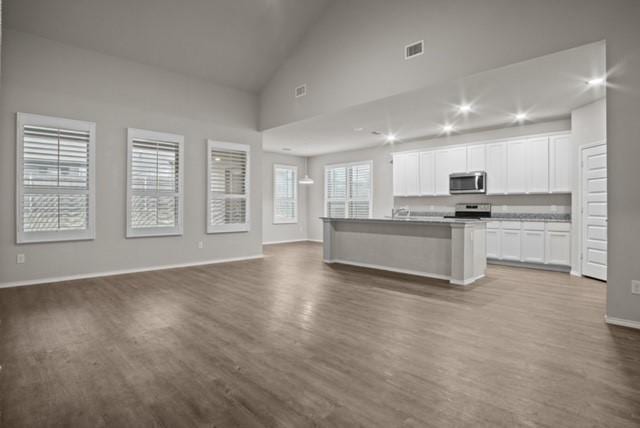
[3,0,333,92]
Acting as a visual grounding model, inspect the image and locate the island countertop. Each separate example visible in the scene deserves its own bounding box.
[320,216,486,226]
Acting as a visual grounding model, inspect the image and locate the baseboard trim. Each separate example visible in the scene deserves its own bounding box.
[450,274,485,286]
[0,254,265,289]
[324,259,452,282]
[488,258,570,273]
[263,239,308,245]
[308,239,323,243]
[570,270,581,277]
[605,316,640,330]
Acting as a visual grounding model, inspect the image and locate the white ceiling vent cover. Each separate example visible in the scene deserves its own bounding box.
[405,40,424,59]
[295,84,307,98]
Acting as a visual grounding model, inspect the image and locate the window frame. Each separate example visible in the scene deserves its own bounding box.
[206,140,251,234]
[126,128,184,238]
[273,164,298,225]
[324,160,373,219]
[16,112,97,244]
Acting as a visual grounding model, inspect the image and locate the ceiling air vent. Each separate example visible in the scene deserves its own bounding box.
[295,84,307,98]
[405,40,424,59]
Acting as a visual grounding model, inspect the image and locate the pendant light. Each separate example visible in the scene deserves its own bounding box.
[299,157,314,185]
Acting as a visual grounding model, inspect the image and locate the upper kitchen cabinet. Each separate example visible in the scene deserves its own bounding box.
[506,139,527,194]
[419,151,435,195]
[525,137,550,193]
[485,142,507,194]
[393,152,420,196]
[434,146,467,195]
[549,135,572,193]
[467,144,486,172]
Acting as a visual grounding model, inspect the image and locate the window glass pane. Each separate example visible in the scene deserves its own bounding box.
[210,198,247,225]
[131,195,177,228]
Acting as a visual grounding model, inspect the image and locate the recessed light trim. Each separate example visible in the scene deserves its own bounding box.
[385,134,398,143]
[587,77,606,86]
[458,104,472,113]
[514,112,528,122]
[442,124,454,134]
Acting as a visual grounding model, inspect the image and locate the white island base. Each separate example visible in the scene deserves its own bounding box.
[322,218,487,286]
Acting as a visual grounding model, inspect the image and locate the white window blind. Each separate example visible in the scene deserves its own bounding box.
[325,161,372,219]
[127,128,184,237]
[273,165,298,224]
[16,113,96,243]
[207,141,250,233]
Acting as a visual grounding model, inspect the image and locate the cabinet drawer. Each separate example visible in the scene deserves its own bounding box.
[546,222,571,232]
[522,221,545,231]
[486,221,501,230]
[501,221,521,230]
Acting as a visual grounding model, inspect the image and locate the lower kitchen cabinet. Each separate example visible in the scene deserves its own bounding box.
[486,223,501,259]
[500,228,522,261]
[545,222,572,265]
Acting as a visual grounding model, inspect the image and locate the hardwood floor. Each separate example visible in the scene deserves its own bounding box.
[1,242,639,427]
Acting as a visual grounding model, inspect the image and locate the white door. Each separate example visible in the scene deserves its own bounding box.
[404,152,420,196]
[506,140,527,194]
[486,142,507,194]
[582,144,607,280]
[467,144,486,172]
[419,151,435,195]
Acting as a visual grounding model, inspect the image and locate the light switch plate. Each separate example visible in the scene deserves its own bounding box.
[198,241,204,249]
[17,253,25,264]
[632,280,640,295]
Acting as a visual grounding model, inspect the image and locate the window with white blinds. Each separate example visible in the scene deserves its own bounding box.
[273,164,297,224]
[325,161,372,219]
[127,128,184,237]
[207,141,250,233]
[16,113,96,243]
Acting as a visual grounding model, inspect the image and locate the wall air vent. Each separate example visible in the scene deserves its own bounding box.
[295,84,307,98]
[405,40,424,59]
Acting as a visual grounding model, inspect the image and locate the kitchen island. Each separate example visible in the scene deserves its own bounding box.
[321,217,487,286]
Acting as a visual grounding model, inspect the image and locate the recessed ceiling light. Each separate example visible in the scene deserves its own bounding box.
[514,112,528,122]
[442,124,454,133]
[354,127,364,132]
[385,134,398,143]
[458,104,472,113]
[587,77,606,86]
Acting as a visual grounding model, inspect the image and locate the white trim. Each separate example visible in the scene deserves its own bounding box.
[0,254,264,289]
[450,274,485,286]
[308,239,323,243]
[207,140,251,234]
[16,112,97,244]
[273,164,298,224]
[263,239,308,245]
[324,259,452,282]
[605,316,640,330]
[126,128,185,238]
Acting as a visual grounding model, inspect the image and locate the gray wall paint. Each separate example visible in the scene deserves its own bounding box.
[570,99,607,274]
[0,30,263,285]
[307,120,571,241]
[262,152,309,243]
[261,0,640,324]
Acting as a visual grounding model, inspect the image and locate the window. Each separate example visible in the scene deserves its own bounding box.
[273,164,298,224]
[16,113,96,243]
[207,141,250,233]
[325,161,372,218]
[127,128,184,237]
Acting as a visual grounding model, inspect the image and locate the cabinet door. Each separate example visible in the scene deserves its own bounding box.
[449,146,467,175]
[500,229,522,261]
[434,149,450,195]
[507,140,527,194]
[404,152,420,196]
[549,135,571,193]
[467,144,486,172]
[419,151,435,195]
[486,142,507,194]
[392,154,405,196]
[486,228,501,259]
[526,137,549,193]
[522,229,545,263]
[545,231,571,265]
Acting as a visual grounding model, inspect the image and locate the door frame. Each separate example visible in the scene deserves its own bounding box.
[577,140,607,279]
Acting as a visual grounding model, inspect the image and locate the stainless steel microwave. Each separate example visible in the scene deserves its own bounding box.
[449,171,487,194]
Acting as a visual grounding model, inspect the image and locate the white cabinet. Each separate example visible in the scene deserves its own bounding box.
[486,222,501,259]
[449,146,467,175]
[545,223,571,265]
[521,222,546,263]
[500,222,522,261]
[467,144,486,172]
[549,135,572,193]
[419,151,435,195]
[393,152,420,196]
[434,149,450,195]
[526,138,549,193]
[486,142,507,194]
[506,140,527,194]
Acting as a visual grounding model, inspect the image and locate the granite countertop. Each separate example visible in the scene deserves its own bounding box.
[400,211,571,223]
[321,216,485,225]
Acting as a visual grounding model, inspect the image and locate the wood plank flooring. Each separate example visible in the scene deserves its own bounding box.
[1,242,639,427]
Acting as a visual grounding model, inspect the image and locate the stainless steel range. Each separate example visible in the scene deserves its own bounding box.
[445,203,492,219]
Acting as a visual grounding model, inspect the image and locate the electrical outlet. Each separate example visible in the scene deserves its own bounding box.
[17,253,25,264]
[198,241,204,249]
[632,280,640,295]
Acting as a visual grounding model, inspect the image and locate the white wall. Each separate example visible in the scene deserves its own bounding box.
[260,0,640,325]
[307,120,571,241]
[262,152,309,244]
[0,30,263,286]
[570,99,607,274]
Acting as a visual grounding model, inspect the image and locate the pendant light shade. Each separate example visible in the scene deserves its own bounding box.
[299,157,314,185]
